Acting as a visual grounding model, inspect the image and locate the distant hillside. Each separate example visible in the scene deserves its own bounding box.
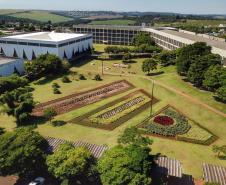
[0,9,74,23]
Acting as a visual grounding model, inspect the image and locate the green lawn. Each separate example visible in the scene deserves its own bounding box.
[0,44,226,179]
[1,10,73,23]
[155,19,226,27]
[89,19,136,25]
[0,9,24,15]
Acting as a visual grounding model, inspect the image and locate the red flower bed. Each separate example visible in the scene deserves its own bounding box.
[153,115,174,126]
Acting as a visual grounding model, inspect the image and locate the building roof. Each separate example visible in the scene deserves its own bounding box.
[2,32,87,43]
[0,56,19,66]
[155,157,183,178]
[46,136,108,159]
[203,163,226,185]
[162,29,226,51]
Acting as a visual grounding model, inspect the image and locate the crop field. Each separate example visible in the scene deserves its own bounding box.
[0,10,73,23]
[89,19,136,25]
[70,89,158,130]
[138,105,216,145]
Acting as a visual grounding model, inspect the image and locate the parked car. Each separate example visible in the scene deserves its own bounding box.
[28,177,45,185]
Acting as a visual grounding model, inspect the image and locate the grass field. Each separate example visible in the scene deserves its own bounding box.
[89,19,136,25]
[0,44,226,179]
[0,9,73,23]
[155,19,226,27]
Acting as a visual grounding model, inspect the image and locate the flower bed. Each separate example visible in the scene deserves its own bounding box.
[89,93,150,125]
[70,90,159,130]
[153,115,174,126]
[177,120,217,145]
[32,80,134,116]
[138,105,216,145]
[141,107,191,137]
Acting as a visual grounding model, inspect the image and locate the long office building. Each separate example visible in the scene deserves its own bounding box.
[73,24,226,64]
[0,32,93,61]
[73,25,141,45]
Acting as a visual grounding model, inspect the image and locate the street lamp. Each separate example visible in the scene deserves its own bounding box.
[150,80,155,117]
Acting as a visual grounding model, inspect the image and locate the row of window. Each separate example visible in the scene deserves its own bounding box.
[74,28,140,34]
[0,36,92,48]
[150,32,185,48]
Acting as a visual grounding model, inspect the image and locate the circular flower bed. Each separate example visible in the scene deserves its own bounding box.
[153,115,174,126]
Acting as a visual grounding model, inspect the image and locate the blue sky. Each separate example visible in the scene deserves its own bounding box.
[0,0,225,14]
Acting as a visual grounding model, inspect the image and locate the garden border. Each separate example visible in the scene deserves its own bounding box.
[69,89,159,131]
[137,105,218,146]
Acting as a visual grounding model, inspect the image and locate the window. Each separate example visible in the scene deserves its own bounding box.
[40,43,57,48]
[28,43,39,46]
[6,41,17,44]
[58,42,69,47]
[18,42,28,45]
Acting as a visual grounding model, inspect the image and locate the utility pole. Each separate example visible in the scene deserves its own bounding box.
[102,60,104,75]
[150,80,155,117]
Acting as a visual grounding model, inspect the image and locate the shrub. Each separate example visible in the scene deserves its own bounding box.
[43,107,57,123]
[51,120,66,127]
[0,74,29,94]
[52,82,60,88]
[94,74,102,81]
[79,74,86,80]
[0,127,5,135]
[61,76,71,83]
[53,87,61,94]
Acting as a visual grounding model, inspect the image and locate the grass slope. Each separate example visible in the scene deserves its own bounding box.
[89,19,136,25]
[0,10,73,23]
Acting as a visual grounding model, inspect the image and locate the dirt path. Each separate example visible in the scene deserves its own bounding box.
[77,68,226,118]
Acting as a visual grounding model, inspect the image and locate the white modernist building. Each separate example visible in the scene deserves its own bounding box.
[0,32,93,61]
[0,57,24,77]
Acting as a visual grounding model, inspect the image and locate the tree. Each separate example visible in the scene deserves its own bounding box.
[215,86,226,102]
[142,59,158,75]
[0,87,35,126]
[0,127,4,135]
[203,65,224,91]
[212,145,226,158]
[158,50,176,67]
[123,52,132,62]
[98,145,152,185]
[25,54,63,80]
[118,127,152,147]
[47,143,95,181]
[43,107,57,123]
[133,33,155,46]
[0,74,28,94]
[176,42,211,75]
[187,54,221,87]
[0,128,48,177]
[94,74,102,81]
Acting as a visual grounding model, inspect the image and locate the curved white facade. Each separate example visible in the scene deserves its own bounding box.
[0,57,24,77]
[0,32,93,61]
